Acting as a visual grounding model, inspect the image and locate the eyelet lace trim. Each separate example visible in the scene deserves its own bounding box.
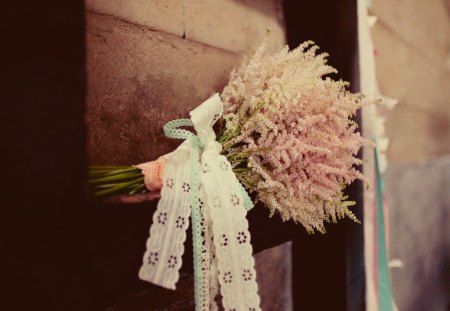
[138,149,191,290]
[201,152,261,311]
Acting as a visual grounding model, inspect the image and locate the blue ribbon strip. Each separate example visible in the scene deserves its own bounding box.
[374,144,394,311]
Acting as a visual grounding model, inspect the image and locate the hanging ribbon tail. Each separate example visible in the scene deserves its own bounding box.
[201,143,261,311]
[138,142,192,290]
[374,144,394,311]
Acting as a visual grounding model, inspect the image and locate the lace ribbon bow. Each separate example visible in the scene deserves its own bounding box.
[139,94,261,311]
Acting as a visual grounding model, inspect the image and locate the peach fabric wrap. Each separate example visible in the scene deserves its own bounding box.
[135,156,167,191]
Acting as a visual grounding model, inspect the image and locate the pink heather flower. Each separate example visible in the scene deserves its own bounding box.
[221,37,373,233]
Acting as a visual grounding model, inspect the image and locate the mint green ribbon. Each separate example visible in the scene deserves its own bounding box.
[163,119,204,309]
[374,144,393,311]
[163,118,253,311]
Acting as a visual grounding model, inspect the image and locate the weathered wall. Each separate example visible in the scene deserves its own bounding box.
[85,1,291,310]
[86,12,240,164]
[85,0,284,164]
[371,0,450,309]
[372,0,450,164]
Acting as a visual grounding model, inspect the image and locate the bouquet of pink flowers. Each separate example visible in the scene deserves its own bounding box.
[90,36,372,233]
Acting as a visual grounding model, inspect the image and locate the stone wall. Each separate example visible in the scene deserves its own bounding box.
[85,0,284,164]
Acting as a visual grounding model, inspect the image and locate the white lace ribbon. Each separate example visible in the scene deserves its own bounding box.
[139,94,260,310]
[138,141,191,290]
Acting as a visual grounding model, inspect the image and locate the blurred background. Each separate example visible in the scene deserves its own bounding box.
[370,0,450,310]
[369,1,449,310]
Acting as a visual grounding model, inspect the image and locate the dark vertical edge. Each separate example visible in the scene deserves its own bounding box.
[339,0,366,310]
[283,1,349,310]
[3,1,91,310]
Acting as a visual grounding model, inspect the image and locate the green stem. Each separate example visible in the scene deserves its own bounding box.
[89,165,131,170]
[93,183,123,189]
[129,183,146,195]
[94,177,145,196]
[88,167,139,178]
[89,172,143,184]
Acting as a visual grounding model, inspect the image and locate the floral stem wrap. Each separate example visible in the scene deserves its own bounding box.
[139,94,260,311]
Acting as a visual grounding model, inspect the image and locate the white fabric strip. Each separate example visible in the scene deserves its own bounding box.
[201,141,261,311]
[139,142,192,289]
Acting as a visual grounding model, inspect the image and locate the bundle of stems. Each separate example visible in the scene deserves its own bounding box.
[89,165,146,196]
[88,122,259,197]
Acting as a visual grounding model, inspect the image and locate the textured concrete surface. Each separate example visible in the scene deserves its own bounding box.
[384,157,450,311]
[85,0,286,165]
[184,0,285,53]
[86,12,239,165]
[86,0,185,37]
[86,0,285,53]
